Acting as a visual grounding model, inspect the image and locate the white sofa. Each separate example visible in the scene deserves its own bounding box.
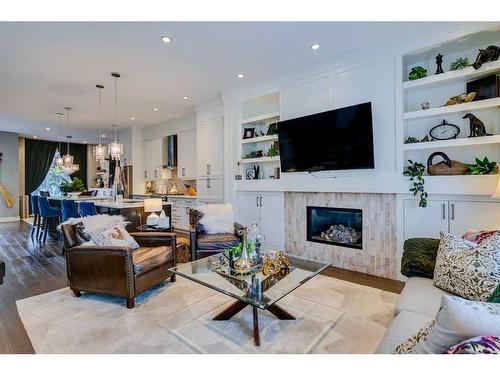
[376,277,449,353]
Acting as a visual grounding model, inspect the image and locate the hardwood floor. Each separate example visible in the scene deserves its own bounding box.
[0,220,404,354]
[0,221,67,353]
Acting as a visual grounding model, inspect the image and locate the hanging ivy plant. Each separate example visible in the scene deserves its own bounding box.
[403,160,428,207]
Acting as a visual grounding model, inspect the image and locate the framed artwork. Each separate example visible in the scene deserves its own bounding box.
[243,128,255,139]
[245,168,255,180]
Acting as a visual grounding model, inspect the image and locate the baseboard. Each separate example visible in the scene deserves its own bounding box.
[0,216,20,223]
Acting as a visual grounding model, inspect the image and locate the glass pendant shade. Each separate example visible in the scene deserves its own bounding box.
[108,140,123,160]
[93,144,107,161]
[54,151,64,168]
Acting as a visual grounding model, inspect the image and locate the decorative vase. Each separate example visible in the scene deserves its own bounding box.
[248,222,263,265]
[234,227,252,273]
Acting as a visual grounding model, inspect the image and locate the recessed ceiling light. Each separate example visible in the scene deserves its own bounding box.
[161,36,172,43]
[101,134,106,138]
[311,44,320,50]
[33,136,38,139]
[83,141,87,144]
[153,108,159,111]
[45,127,51,131]
[183,96,189,100]
[130,117,135,120]
[237,74,245,79]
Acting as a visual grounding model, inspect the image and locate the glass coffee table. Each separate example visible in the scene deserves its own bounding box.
[169,252,330,346]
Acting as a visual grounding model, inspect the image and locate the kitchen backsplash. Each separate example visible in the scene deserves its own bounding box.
[145,178,197,195]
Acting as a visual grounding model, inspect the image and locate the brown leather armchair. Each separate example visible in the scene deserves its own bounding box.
[61,224,177,308]
[189,208,243,260]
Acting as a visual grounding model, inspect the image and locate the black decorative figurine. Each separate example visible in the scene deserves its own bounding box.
[435,54,444,74]
[463,113,492,137]
[472,45,500,70]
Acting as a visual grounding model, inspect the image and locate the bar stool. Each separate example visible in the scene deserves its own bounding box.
[79,201,97,217]
[30,195,42,238]
[61,199,80,221]
[38,197,62,243]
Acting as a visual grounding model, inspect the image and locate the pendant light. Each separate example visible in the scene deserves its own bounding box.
[93,84,107,162]
[62,106,79,175]
[54,112,64,168]
[107,72,123,160]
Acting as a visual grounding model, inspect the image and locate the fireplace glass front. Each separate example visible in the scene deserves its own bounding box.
[306,206,362,249]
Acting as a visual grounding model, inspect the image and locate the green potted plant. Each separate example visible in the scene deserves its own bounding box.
[403,160,428,208]
[60,177,85,196]
[449,57,471,71]
[408,66,427,81]
[466,157,498,175]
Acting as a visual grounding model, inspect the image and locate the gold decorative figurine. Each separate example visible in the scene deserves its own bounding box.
[262,251,290,276]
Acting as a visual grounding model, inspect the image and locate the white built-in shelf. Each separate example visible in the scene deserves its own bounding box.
[241,112,280,125]
[239,156,281,164]
[403,97,500,120]
[241,134,279,144]
[403,60,500,91]
[403,135,500,150]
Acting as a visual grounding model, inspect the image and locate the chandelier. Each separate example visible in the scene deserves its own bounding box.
[62,107,79,175]
[93,84,107,162]
[54,112,64,168]
[107,72,123,160]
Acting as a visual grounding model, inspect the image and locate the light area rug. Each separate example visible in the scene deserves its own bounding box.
[16,275,399,354]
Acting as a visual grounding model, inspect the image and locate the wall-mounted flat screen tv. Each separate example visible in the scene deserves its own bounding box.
[278,102,374,172]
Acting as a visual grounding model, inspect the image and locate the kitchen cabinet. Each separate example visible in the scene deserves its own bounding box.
[142,137,165,180]
[177,128,197,180]
[403,198,500,239]
[197,177,224,203]
[169,197,198,231]
[236,192,284,249]
[196,117,224,177]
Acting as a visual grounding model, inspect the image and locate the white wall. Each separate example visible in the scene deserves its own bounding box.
[143,112,196,140]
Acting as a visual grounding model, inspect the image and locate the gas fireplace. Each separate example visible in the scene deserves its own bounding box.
[306,206,363,249]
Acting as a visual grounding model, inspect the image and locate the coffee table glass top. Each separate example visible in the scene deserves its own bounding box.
[169,252,330,309]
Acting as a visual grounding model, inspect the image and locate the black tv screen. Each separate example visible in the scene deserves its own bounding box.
[278,102,374,172]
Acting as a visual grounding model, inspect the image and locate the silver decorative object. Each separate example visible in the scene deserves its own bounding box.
[421,102,430,110]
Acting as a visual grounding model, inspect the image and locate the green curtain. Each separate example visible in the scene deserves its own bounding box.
[62,142,88,188]
[25,139,58,195]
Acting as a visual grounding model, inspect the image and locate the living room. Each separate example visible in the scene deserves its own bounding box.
[1,1,499,373]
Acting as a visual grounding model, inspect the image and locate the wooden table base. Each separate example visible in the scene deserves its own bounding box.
[213,300,296,346]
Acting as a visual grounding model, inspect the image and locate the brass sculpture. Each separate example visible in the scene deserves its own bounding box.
[262,251,290,276]
[444,92,476,106]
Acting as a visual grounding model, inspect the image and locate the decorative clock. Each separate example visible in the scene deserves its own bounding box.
[429,120,460,140]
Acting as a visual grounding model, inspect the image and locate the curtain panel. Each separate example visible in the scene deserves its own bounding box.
[24,139,58,195]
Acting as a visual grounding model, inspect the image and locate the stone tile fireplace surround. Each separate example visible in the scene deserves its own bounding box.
[285,192,397,279]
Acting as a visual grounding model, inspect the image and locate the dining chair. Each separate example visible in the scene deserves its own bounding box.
[39,191,51,197]
[30,195,42,238]
[38,197,62,243]
[79,201,97,217]
[61,199,80,222]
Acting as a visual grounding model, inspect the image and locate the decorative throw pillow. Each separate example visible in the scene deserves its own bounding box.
[433,232,500,301]
[445,336,500,354]
[411,295,500,354]
[393,318,436,354]
[462,229,500,245]
[488,284,500,303]
[88,223,139,249]
[196,204,235,234]
[400,238,440,279]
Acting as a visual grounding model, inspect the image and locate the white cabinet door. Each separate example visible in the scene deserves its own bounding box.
[178,129,197,180]
[449,201,500,235]
[196,118,223,177]
[403,199,448,239]
[197,177,223,203]
[237,193,261,228]
[259,193,284,249]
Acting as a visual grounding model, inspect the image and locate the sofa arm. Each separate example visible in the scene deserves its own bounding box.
[401,238,440,279]
[65,245,134,298]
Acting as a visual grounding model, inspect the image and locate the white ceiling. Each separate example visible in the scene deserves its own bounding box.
[0,21,442,142]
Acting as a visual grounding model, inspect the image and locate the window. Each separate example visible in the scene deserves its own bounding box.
[33,150,71,197]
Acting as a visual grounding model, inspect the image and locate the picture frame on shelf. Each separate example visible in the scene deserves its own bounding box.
[245,168,255,180]
[243,128,255,139]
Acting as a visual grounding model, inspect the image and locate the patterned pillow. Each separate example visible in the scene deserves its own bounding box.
[88,223,139,249]
[462,230,500,245]
[393,318,436,354]
[446,336,500,354]
[433,232,500,301]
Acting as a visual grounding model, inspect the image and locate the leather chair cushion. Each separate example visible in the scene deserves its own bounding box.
[197,233,240,251]
[132,246,173,275]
